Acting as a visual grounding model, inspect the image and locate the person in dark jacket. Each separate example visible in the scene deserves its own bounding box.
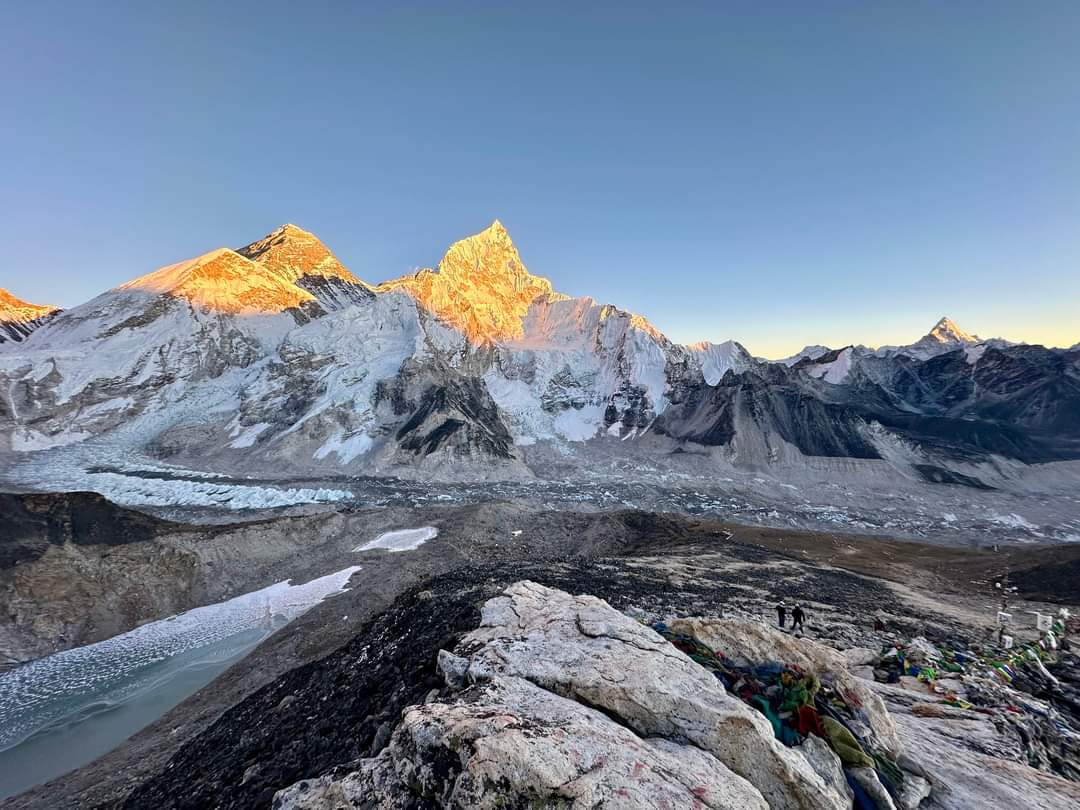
[792,605,805,633]
[777,602,787,629]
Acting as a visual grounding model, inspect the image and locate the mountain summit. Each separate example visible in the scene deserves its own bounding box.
[0,288,60,343]
[897,316,981,359]
[118,248,319,314]
[381,220,564,343]
[924,316,978,346]
[237,224,365,287]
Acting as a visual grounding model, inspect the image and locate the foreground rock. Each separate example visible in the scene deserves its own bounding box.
[277,676,769,809]
[276,582,851,810]
[869,679,1080,809]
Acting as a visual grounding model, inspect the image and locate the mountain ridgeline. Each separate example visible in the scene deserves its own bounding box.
[1,222,1077,490]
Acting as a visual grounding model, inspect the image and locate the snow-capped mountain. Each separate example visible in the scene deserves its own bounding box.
[777,345,831,367]
[0,289,59,344]
[1,221,1078,493]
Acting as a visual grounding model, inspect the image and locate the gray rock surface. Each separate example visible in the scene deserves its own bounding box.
[276,581,852,810]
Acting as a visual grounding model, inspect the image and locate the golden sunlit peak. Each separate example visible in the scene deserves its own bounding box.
[237,224,366,287]
[0,287,59,320]
[379,220,565,344]
[118,248,318,314]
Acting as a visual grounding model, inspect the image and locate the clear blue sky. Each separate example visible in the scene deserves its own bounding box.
[3,1,1078,357]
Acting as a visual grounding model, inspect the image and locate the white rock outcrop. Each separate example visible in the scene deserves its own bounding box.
[276,581,852,810]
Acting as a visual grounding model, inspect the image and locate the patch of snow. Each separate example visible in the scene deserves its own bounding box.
[554,404,604,442]
[229,422,270,449]
[314,430,373,463]
[353,526,437,553]
[776,345,831,366]
[688,340,751,384]
[805,347,853,384]
[964,344,988,364]
[11,429,91,452]
[989,513,1038,530]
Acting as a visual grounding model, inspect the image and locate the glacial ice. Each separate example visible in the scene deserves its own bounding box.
[0,566,362,754]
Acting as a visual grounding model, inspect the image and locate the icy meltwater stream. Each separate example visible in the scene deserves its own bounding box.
[0,566,361,800]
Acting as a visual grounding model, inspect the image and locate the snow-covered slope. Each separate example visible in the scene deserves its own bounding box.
[0,289,59,344]
[118,248,319,315]
[688,340,754,384]
[777,345,831,366]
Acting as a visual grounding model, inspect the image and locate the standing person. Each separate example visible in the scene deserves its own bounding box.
[792,605,805,633]
[777,601,787,629]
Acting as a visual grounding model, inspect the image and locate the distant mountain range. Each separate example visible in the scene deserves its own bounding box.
[1,221,1077,489]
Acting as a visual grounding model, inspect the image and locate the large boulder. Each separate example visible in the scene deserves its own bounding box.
[274,676,768,809]
[458,581,849,810]
[670,617,902,756]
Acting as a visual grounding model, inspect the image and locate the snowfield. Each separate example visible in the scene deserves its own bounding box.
[353,526,438,552]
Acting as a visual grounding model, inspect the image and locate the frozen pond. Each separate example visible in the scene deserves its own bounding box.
[0,566,361,800]
[353,526,438,552]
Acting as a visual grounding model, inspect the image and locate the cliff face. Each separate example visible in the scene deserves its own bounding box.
[0,492,169,568]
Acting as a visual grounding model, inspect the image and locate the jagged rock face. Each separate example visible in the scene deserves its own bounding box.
[655,364,883,459]
[0,491,165,568]
[380,220,564,344]
[0,288,59,344]
[236,224,360,285]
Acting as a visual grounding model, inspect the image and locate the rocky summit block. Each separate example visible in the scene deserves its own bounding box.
[275,581,853,810]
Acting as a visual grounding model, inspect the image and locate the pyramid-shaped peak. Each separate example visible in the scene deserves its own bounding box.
[926,316,977,344]
[436,220,542,286]
[380,220,563,343]
[237,224,362,286]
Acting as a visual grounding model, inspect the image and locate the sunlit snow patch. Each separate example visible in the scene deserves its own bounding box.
[353,526,438,553]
